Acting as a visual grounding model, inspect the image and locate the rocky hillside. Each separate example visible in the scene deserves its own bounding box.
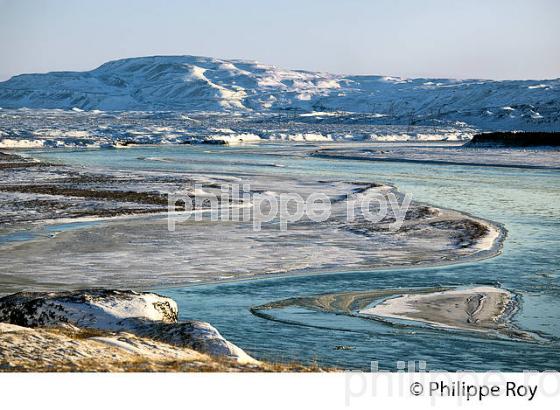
[0,289,319,372]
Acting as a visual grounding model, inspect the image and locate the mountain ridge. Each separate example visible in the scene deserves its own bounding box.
[0,55,558,130]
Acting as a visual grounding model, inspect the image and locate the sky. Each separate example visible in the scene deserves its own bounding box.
[0,0,559,81]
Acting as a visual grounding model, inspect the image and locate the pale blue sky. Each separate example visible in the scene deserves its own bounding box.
[1,0,559,81]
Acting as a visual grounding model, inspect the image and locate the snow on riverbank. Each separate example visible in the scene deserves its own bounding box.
[0,109,479,149]
[0,289,257,364]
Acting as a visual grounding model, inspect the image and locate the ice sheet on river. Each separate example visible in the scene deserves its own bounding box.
[312,143,560,169]
[0,153,503,293]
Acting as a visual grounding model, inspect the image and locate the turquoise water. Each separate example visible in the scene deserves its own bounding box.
[30,144,560,371]
[0,220,103,245]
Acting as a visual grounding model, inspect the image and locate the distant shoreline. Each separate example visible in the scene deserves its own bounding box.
[466,131,560,148]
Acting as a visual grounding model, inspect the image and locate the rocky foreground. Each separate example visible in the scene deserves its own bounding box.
[0,289,314,372]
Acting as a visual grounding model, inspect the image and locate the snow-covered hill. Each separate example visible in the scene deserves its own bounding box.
[0,55,558,130]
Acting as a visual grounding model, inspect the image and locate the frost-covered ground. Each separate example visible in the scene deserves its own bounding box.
[0,108,478,148]
[0,151,502,293]
[0,55,558,131]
